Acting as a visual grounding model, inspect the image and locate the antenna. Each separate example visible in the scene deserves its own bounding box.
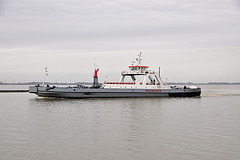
[42,67,48,86]
[131,60,135,66]
[136,52,143,65]
[159,67,160,78]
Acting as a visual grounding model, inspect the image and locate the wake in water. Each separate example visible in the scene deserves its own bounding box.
[202,94,240,97]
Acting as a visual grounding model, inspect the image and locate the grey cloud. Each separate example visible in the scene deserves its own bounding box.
[0,0,239,82]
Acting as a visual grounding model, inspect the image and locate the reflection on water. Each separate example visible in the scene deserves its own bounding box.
[0,85,240,160]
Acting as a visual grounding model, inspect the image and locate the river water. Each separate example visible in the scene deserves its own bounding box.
[0,85,240,160]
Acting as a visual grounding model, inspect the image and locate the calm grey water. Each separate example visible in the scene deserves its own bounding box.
[0,85,240,160]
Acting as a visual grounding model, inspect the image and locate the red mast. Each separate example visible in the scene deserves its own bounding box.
[94,68,99,78]
[92,65,100,88]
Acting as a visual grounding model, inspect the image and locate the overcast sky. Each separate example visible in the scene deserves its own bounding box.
[0,0,240,83]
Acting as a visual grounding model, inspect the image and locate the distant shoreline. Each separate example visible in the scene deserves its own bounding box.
[167,82,240,85]
[0,82,240,85]
[0,90,29,92]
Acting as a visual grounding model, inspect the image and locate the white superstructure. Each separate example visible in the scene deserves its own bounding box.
[104,53,169,89]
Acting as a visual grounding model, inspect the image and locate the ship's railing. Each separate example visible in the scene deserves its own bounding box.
[104,82,136,85]
[122,70,156,75]
[104,82,159,85]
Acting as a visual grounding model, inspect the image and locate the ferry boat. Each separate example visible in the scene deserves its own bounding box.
[29,53,201,98]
